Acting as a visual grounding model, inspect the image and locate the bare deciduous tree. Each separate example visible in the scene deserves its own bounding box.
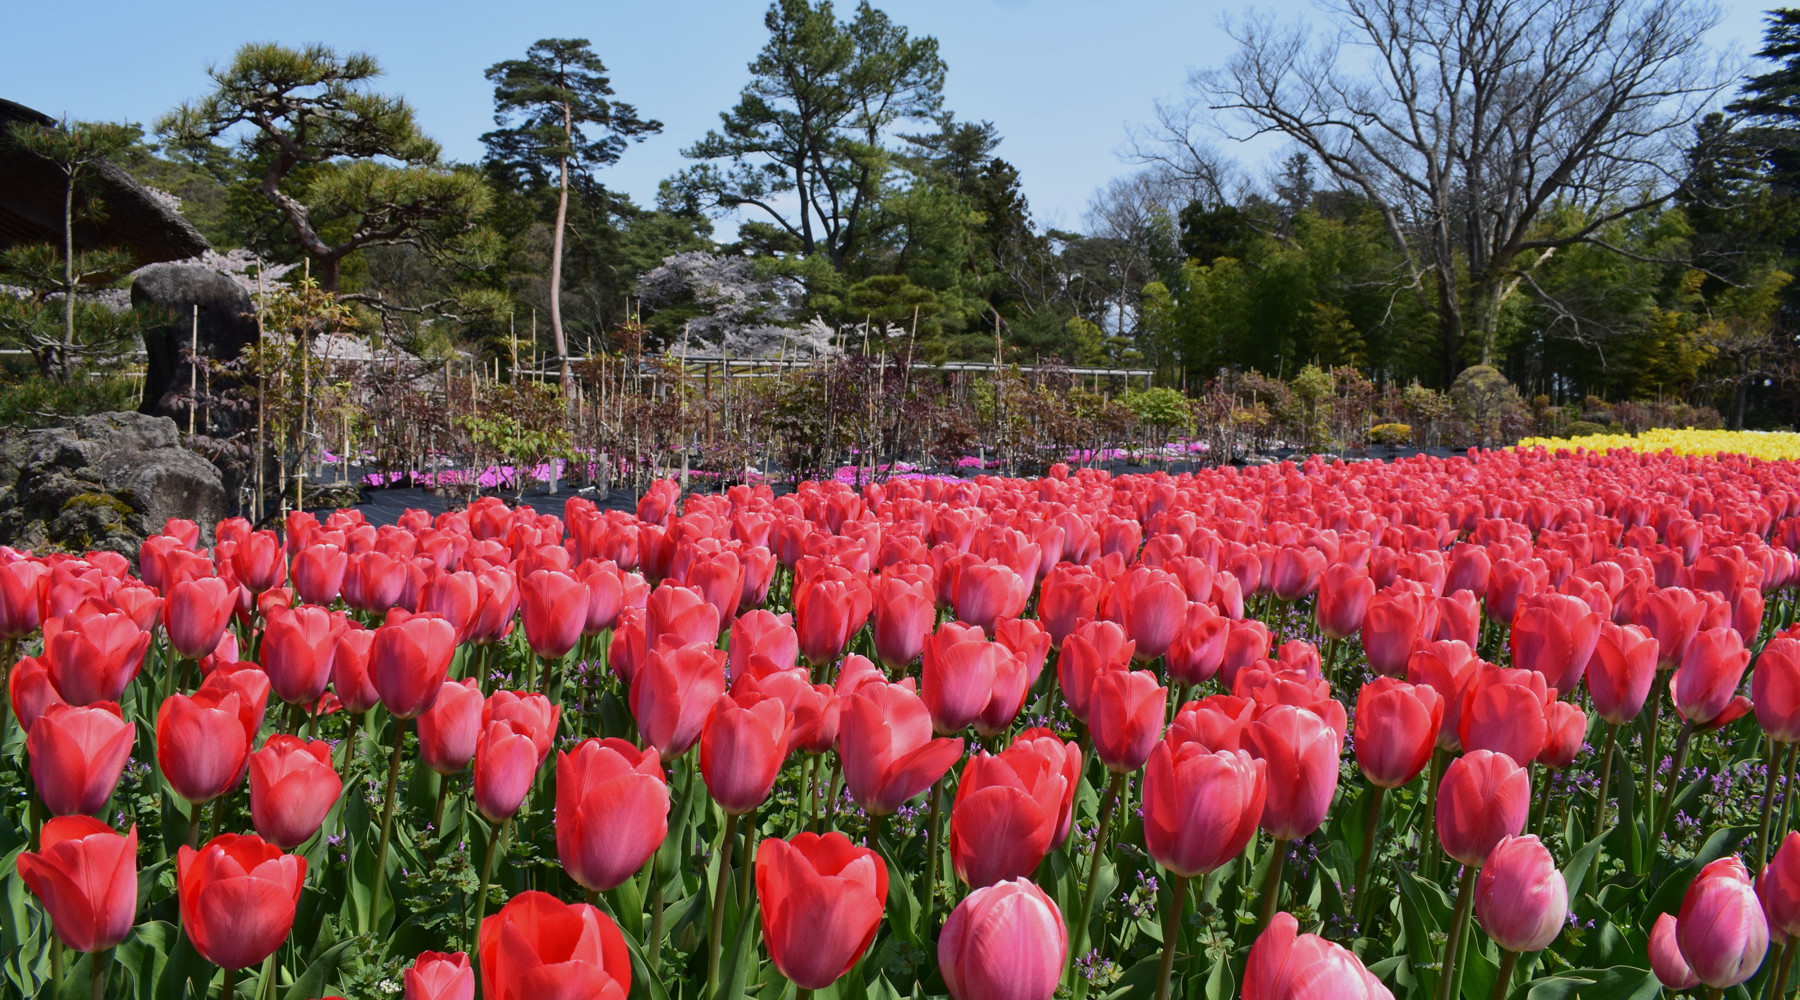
[1188,0,1729,382]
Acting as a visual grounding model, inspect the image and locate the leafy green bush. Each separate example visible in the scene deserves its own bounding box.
[0,371,141,428]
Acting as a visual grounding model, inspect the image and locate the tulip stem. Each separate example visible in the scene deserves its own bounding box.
[1259,839,1288,932]
[372,717,406,930]
[738,806,757,915]
[1437,864,1478,1000]
[1769,937,1795,1000]
[1069,769,1127,985]
[1594,722,1619,836]
[1782,742,1800,840]
[50,941,63,998]
[1423,749,1447,884]
[218,964,236,999]
[1640,695,1662,835]
[1652,722,1695,847]
[1488,950,1518,1000]
[647,869,666,973]
[1761,736,1785,869]
[91,947,113,1000]
[707,811,741,999]
[1354,785,1386,927]
[1153,875,1190,1000]
[186,804,204,849]
[922,776,945,932]
[470,815,511,942]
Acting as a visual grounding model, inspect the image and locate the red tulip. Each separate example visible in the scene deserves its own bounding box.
[727,608,798,682]
[631,641,728,757]
[521,569,589,661]
[343,550,407,613]
[1436,749,1530,865]
[1677,857,1769,988]
[1475,835,1567,952]
[1008,728,1082,848]
[754,832,888,990]
[261,605,342,706]
[177,833,306,969]
[1144,740,1265,877]
[1362,589,1430,677]
[1672,626,1752,729]
[1168,694,1257,752]
[419,570,480,643]
[1587,622,1656,725]
[1485,559,1540,624]
[794,573,871,664]
[482,689,560,766]
[43,611,150,705]
[1057,619,1134,723]
[478,891,631,1000]
[1757,831,1800,939]
[291,543,348,606]
[417,678,484,774]
[9,654,64,733]
[1037,564,1102,646]
[872,575,935,670]
[938,879,1067,1000]
[1115,566,1190,662]
[1269,546,1327,601]
[556,738,669,893]
[467,567,520,645]
[370,613,456,719]
[1457,665,1551,765]
[157,688,253,805]
[738,668,839,754]
[1633,586,1704,670]
[995,616,1051,688]
[1221,618,1271,688]
[1510,593,1601,694]
[0,558,48,638]
[1538,700,1586,769]
[230,530,286,594]
[248,735,342,848]
[575,561,628,635]
[1243,911,1393,1000]
[1432,589,1482,645]
[474,719,540,822]
[1088,668,1167,772]
[1352,678,1442,788]
[405,951,474,1000]
[923,622,1029,736]
[1317,563,1374,640]
[952,561,1031,634]
[18,816,137,953]
[838,681,964,815]
[331,624,379,714]
[1649,912,1700,990]
[949,746,1069,887]
[1447,543,1492,598]
[28,702,133,815]
[1244,704,1340,840]
[1165,602,1228,687]
[701,688,791,814]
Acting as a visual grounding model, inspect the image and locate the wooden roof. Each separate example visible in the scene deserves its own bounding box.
[0,98,209,265]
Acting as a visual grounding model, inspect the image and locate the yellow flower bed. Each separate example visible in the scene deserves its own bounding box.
[1516,427,1800,461]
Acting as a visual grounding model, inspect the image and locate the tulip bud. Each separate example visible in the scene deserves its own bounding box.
[1474,835,1567,953]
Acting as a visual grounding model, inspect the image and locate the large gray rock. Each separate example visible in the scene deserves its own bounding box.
[0,411,228,556]
[131,263,259,424]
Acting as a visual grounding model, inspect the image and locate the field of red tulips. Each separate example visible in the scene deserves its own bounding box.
[4,445,1800,1000]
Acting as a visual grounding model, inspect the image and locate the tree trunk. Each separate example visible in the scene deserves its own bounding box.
[551,103,573,393]
[61,174,75,383]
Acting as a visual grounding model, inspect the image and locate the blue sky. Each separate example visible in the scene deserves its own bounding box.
[3,0,1778,232]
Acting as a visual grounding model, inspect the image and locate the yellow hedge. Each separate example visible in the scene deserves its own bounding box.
[1516,427,1800,461]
